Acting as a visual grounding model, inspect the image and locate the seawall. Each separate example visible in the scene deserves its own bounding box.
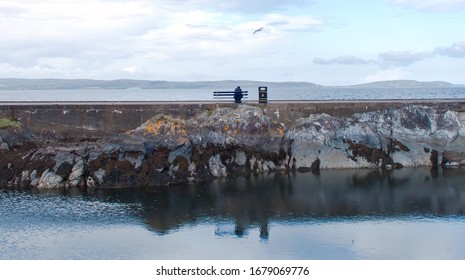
[2,100,465,189]
[1,100,464,139]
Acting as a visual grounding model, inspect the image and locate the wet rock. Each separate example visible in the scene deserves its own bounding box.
[68,159,84,187]
[168,143,192,164]
[298,167,312,172]
[441,151,465,166]
[37,168,64,189]
[234,150,247,166]
[30,170,39,187]
[93,168,105,185]
[20,170,30,187]
[0,128,37,152]
[208,154,227,177]
[87,176,96,187]
[430,150,439,167]
[311,158,320,173]
[0,142,9,150]
[444,162,460,168]
[170,155,192,183]
[263,160,276,172]
[56,161,73,179]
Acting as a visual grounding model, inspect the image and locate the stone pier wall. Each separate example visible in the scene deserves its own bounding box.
[1,100,464,139]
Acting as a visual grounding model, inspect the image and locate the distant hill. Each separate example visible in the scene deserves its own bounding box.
[0,78,462,90]
[0,78,321,90]
[345,80,462,88]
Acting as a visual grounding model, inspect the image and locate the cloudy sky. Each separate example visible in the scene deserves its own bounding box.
[1,0,465,85]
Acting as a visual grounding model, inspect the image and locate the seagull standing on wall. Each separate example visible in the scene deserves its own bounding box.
[253,27,264,34]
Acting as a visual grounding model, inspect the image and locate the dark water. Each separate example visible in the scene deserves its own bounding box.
[1,167,465,260]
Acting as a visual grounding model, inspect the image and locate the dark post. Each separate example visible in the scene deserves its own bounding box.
[259,86,267,103]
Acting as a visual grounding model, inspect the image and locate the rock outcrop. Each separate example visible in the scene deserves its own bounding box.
[287,105,465,169]
[1,104,465,189]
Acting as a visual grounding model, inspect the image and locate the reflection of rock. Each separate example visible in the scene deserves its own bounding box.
[135,168,465,234]
[2,104,465,188]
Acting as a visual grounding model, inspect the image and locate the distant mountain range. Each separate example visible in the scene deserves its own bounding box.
[0,78,320,90]
[344,80,462,88]
[0,78,462,90]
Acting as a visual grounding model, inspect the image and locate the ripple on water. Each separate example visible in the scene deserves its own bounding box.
[0,190,142,230]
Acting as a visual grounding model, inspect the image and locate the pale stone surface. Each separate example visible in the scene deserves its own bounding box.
[37,169,64,188]
[208,154,227,177]
[68,159,84,187]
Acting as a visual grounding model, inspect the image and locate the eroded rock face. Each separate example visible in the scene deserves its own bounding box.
[188,106,285,152]
[0,128,37,151]
[1,104,465,189]
[286,105,465,169]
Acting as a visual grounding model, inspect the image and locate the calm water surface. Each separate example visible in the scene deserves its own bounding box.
[0,87,464,101]
[1,167,465,260]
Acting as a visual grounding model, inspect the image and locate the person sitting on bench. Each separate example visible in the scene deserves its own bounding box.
[234,86,244,103]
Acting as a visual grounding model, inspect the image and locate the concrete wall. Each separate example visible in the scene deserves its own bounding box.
[1,101,465,139]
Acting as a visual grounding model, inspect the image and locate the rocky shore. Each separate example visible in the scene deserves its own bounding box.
[1,104,465,189]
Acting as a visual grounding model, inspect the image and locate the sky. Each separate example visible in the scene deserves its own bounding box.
[1,0,465,85]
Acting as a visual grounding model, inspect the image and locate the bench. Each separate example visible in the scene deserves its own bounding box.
[213,90,248,103]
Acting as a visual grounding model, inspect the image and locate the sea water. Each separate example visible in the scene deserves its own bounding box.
[0,87,464,101]
[1,167,465,260]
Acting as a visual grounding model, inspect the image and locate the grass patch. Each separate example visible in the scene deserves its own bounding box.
[0,118,20,129]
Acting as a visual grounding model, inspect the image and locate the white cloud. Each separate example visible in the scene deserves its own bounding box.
[1,1,156,40]
[390,0,465,12]
[122,66,139,74]
[378,51,432,67]
[0,62,61,78]
[0,0,463,84]
[0,0,323,80]
[263,14,323,32]
[156,0,314,13]
[138,12,321,62]
[313,55,372,65]
[314,51,431,67]
[434,40,465,57]
[0,0,156,68]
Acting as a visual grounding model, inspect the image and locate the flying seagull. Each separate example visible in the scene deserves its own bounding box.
[253,27,264,34]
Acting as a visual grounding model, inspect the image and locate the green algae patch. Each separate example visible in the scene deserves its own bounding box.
[0,118,20,129]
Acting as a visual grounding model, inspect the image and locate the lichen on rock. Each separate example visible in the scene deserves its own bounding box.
[129,114,189,147]
[189,105,285,152]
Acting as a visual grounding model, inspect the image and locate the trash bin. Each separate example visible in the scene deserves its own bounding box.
[258,86,267,103]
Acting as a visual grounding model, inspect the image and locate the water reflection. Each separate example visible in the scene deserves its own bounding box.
[86,167,465,237]
[2,167,465,259]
